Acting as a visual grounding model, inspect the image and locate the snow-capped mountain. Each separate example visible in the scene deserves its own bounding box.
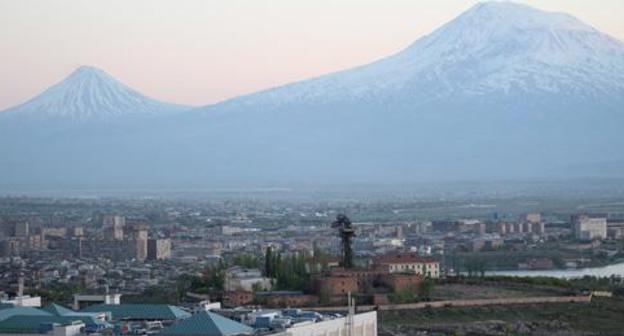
[215,1,624,109]
[1,66,189,121]
[1,2,623,191]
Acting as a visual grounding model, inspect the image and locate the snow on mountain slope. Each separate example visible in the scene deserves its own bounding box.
[214,1,624,109]
[1,66,189,121]
[1,2,624,190]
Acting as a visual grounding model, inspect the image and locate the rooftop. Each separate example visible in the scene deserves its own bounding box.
[0,307,51,322]
[0,315,102,333]
[374,253,437,264]
[80,304,191,321]
[160,311,253,336]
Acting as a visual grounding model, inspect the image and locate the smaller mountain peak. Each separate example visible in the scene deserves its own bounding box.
[74,65,104,72]
[471,1,531,11]
[1,65,189,120]
[68,65,110,79]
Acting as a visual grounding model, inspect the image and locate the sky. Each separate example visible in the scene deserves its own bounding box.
[0,0,623,110]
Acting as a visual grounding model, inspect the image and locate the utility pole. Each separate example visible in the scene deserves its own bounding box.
[346,291,355,336]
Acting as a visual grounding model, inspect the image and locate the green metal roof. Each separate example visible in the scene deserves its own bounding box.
[43,303,105,319]
[42,304,76,316]
[0,307,51,322]
[160,311,253,336]
[0,315,100,333]
[0,304,15,311]
[80,304,191,321]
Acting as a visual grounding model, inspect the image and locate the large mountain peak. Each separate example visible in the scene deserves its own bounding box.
[221,1,624,108]
[460,1,587,29]
[1,66,189,121]
[400,1,624,67]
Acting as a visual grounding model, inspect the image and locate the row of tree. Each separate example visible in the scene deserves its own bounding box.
[194,248,316,295]
[264,247,311,291]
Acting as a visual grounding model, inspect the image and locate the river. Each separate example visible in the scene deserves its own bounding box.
[487,261,624,279]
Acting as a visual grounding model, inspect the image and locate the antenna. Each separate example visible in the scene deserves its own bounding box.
[346,291,355,336]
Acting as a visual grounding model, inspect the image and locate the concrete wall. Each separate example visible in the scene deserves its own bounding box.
[376,295,591,310]
[313,295,592,312]
[274,311,377,336]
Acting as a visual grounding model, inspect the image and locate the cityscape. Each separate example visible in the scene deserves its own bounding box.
[2,192,624,335]
[1,0,624,335]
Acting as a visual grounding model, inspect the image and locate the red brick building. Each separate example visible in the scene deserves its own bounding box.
[379,273,422,292]
[315,275,359,296]
[314,264,423,300]
[256,292,319,307]
[223,290,254,307]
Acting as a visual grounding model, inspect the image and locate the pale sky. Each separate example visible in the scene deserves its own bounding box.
[0,0,623,110]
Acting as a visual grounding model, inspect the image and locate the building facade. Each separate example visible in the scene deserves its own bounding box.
[574,215,607,240]
[374,253,440,278]
[147,239,172,261]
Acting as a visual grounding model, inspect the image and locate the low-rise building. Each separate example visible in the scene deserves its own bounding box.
[80,304,191,323]
[224,267,272,292]
[607,219,624,239]
[223,291,254,307]
[373,253,440,278]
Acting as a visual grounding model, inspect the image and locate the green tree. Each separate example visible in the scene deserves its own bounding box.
[203,261,226,292]
[251,281,263,293]
[419,279,435,300]
[232,254,262,269]
[389,285,417,304]
[265,246,273,277]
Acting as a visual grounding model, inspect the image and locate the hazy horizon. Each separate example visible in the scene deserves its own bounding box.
[1,0,623,111]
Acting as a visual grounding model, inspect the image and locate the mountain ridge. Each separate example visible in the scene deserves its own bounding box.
[1,1,623,190]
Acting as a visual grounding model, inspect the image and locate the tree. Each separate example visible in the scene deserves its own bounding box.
[251,281,263,293]
[203,262,226,292]
[419,279,435,300]
[389,285,417,304]
[232,254,262,269]
[265,246,273,277]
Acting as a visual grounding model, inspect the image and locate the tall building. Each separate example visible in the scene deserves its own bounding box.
[574,215,607,240]
[147,239,171,260]
[73,227,84,237]
[0,238,20,257]
[14,222,29,237]
[103,215,125,240]
[607,219,624,239]
[133,226,148,261]
[531,221,546,235]
[525,213,542,223]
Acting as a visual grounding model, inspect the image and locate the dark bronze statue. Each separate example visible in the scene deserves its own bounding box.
[332,214,356,268]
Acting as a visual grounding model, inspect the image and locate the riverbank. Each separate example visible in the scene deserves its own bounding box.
[488,260,624,279]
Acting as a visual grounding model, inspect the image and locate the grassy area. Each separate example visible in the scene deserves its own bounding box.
[432,283,560,300]
[379,297,624,335]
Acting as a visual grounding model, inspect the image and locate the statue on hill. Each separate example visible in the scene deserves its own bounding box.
[332,214,356,268]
